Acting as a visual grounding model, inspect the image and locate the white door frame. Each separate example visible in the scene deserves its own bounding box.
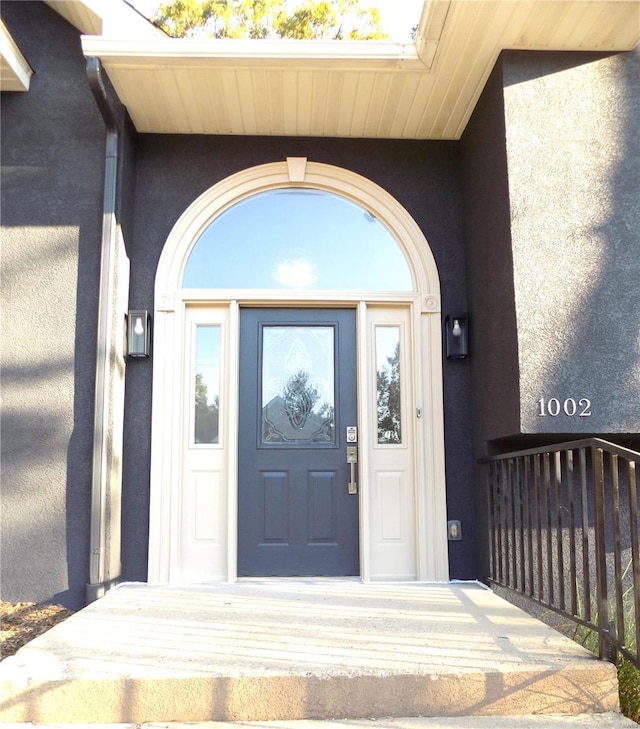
[148,158,449,583]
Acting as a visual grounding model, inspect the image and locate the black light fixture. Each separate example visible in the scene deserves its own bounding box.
[445,314,469,359]
[126,310,151,359]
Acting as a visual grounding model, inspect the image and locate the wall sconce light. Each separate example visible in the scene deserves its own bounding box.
[445,314,469,359]
[447,519,462,541]
[126,310,151,359]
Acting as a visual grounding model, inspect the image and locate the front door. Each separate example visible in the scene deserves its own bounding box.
[238,308,359,576]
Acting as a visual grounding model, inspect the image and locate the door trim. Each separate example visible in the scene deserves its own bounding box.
[149,160,448,584]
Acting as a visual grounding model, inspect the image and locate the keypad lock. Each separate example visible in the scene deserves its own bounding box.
[347,446,358,494]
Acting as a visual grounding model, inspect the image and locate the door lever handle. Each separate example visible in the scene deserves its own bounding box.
[347,446,358,494]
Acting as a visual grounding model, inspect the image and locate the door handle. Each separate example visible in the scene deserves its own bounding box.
[347,446,358,494]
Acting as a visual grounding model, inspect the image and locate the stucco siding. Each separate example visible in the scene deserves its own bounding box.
[0,1,105,609]
[460,59,521,449]
[503,49,640,435]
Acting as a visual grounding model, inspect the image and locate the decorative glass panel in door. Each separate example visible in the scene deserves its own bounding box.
[261,326,335,445]
[238,308,359,576]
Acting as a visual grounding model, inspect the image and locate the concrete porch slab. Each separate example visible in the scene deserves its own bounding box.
[0,581,621,724]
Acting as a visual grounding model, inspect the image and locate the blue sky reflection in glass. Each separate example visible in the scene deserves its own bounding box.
[182,189,413,291]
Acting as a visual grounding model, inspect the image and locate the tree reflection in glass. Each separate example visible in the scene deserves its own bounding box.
[262,326,335,445]
[376,327,402,444]
[194,326,220,444]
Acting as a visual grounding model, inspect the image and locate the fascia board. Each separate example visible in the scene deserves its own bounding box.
[415,0,452,68]
[81,37,427,71]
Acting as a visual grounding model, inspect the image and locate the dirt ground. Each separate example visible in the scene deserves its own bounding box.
[0,600,73,660]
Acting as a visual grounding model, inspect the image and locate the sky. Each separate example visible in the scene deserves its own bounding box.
[127,0,425,41]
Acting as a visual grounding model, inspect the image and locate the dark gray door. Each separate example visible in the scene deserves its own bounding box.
[238,308,359,576]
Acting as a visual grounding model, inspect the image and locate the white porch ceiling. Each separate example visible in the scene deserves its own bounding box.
[13,1,640,139]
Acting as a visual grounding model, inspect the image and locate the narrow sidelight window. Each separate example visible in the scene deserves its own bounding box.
[376,326,402,444]
[194,325,221,444]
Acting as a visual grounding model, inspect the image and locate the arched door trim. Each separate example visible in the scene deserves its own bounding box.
[149,159,448,583]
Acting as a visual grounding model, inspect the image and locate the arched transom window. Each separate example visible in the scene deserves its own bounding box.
[182,188,414,291]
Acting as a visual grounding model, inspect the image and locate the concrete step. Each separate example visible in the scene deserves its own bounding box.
[2,717,639,729]
[0,582,622,724]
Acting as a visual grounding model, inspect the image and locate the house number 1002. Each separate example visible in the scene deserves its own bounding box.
[537,397,592,417]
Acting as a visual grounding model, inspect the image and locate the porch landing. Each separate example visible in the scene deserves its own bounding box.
[0,581,624,724]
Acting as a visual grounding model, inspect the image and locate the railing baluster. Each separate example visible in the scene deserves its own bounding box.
[580,447,591,624]
[628,460,640,658]
[496,461,504,585]
[518,457,526,593]
[555,450,565,611]
[525,455,534,597]
[488,461,497,585]
[594,447,614,663]
[503,460,511,588]
[535,453,543,601]
[567,449,578,617]
[611,454,625,647]
[511,458,518,590]
[544,452,554,604]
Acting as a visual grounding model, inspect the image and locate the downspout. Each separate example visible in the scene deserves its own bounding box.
[86,57,120,602]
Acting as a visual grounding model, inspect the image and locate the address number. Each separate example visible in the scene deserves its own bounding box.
[537,397,592,417]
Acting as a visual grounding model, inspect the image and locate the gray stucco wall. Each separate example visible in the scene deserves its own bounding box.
[0,2,105,609]
[121,136,478,582]
[460,61,521,451]
[459,60,520,578]
[503,49,640,435]
[459,49,640,578]
[462,49,640,449]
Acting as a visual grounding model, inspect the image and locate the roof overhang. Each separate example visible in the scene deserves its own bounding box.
[45,1,640,138]
[43,0,166,37]
[1,0,162,92]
